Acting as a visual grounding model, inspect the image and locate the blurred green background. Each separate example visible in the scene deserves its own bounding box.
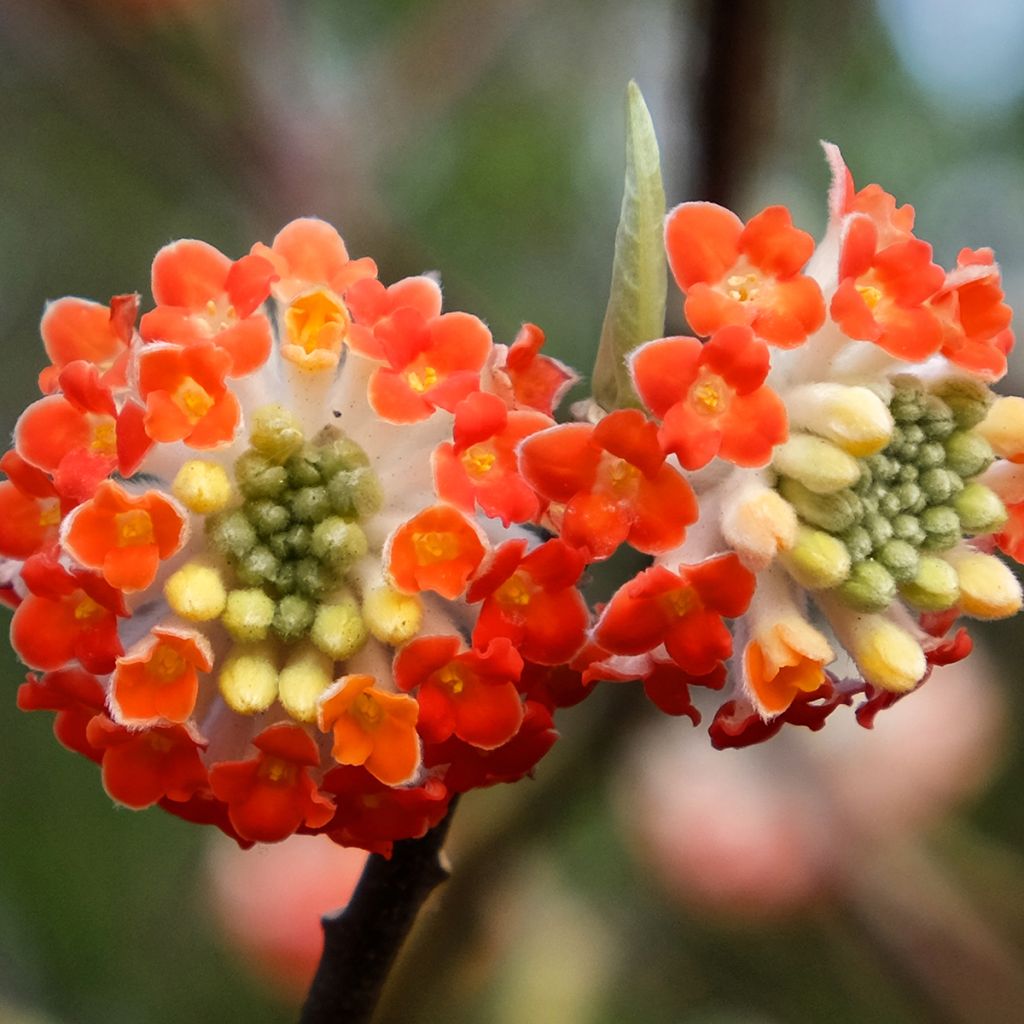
[2,1,1024,1022]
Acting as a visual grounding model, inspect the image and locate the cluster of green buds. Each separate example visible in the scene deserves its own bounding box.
[164,405,414,723]
[776,378,1008,615]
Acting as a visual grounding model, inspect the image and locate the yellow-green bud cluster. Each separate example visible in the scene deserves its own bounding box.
[777,381,1006,614]
[204,405,382,656]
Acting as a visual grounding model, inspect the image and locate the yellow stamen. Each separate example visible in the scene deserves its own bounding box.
[496,573,532,608]
[856,284,883,310]
[115,509,155,547]
[284,289,349,356]
[147,643,188,682]
[412,530,459,565]
[355,690,383,727]
[74,595,104,621]
[665,587,697,618]
[90,419,117,456]
[462,445,496,476]
[38,502,61,528]
[725,272,760,302]
[407,366,438,394]
[172,377,215,423]
[259,757,297,784]
[438,664,465,695]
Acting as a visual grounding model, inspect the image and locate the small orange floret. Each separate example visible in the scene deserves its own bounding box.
[319,675,421,787]
[665,202,824,348]
[630,327,787,470]
[112,627,213,724]
[744,638,826,717]
[387,504,486,599]
[39,294,135,393]
[137,342,240,448]
[62,480,185,592]
[208,723,336,844]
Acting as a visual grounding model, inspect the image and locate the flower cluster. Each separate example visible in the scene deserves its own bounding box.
[577,144,1023,746]
[6,147,1024,847]
[6,219,638,851]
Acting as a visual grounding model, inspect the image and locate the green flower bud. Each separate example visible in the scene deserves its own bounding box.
[327,467,384,520]
[916,441,946,469]
[206,509,258,560]
[919,395,955,440]
[236,544,281,587]
[275,561,297,594]
[934,379,991,429]
[954,482,1008,534]
[841,525,873,562]
[292,485,331,523]
[312,517,369,567]
[250,404,305,462]
[235,450,289,499]
[780,526,852,589]
[895,481,922,512]
[837,559,897,612]
[897,464,919,484]
[315,429,371,475]
[778,479,863,533]
[877,538,920,583]
[879,491,901,518]
[892,514,926,546]
[899,555,960,611]
[919,466,954,504]
[866,453,899,482]
[863,512,893,549]
[285,447,324,488]
[919,505,961,552]
[247,498,290,537]
[295,557,331,598]
[273,594,316,642]
[944,430,994,478]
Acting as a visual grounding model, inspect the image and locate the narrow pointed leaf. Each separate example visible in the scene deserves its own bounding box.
[591,81,667,411]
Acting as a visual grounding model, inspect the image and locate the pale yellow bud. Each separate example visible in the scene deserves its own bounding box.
[362,585,423,645]
[311,595,369,660]
[222,588,276,641]
[976,396,1024,460]
[948,550,1023,619]
[172,460,232,514]
[722,488,799,571]
[773,434,862,494]
[218,641,279,714]
[787,383,894,457]
[278,645,334,723]
[849,616,927,693]
[165,563,227,621]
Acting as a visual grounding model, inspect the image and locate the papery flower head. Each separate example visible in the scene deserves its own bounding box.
[5,219,601,851]
[572,143,1024,747]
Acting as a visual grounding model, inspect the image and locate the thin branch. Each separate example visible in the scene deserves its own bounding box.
[298,797,459,1024]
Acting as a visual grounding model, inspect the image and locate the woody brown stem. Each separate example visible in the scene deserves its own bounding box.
[298,797,458,1024]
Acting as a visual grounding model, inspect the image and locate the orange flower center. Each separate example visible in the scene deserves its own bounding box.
[462,444,496,476]
[259,756,298,784]
[354,690,383,727]
[172,377,215,423]
[38,501,61,528]
[115,509,155,547]
[688,373,728,417]
[204,298,238,330]
[663,585,697,619]
[607,458,640,494]
[147,643,187,682]
[284,289,349,355]
[73,594,105,621]
[148,733,174,753]
[90,418,117,456]
[412,530,460,565]
[725,272,761,302]
[856,283,883,310]
[407,365,438,394]
[437,663,467,695]
[496,571,533,608]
